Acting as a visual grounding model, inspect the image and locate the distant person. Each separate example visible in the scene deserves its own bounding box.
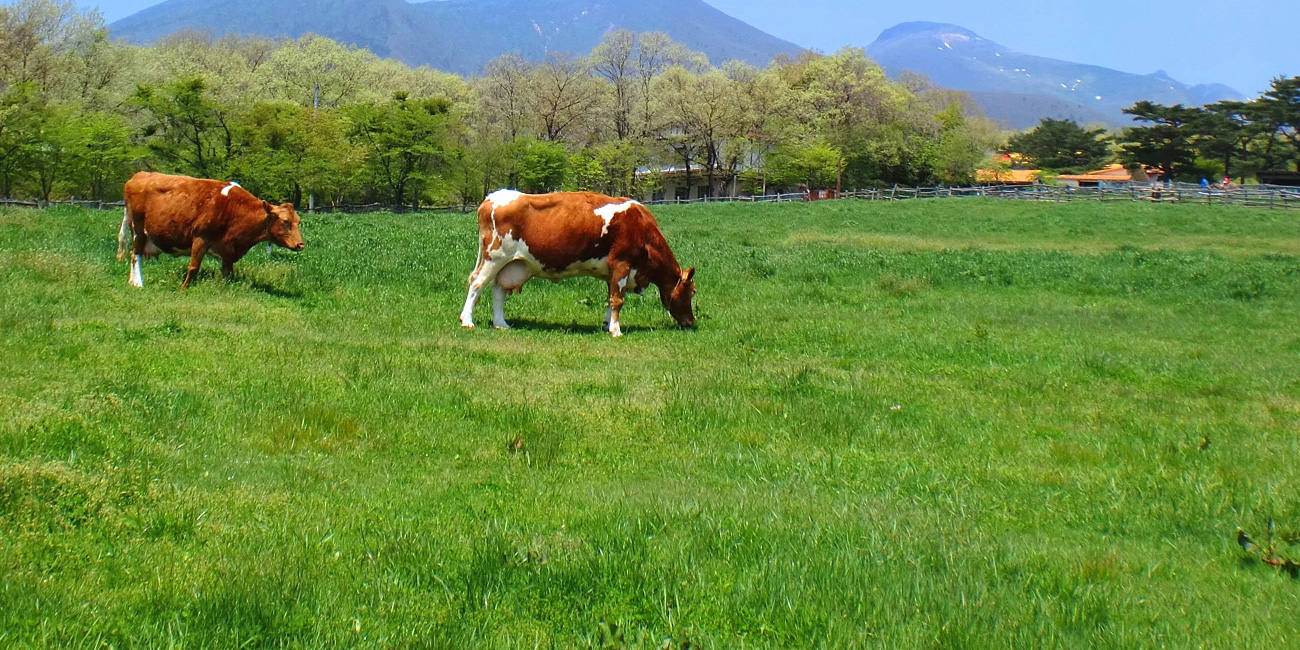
[1200,178,1210,189]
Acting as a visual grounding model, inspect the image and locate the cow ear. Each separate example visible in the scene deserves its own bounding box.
[262,200,274,215]
[683,266,696,282]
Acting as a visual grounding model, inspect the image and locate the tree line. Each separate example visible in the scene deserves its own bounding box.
[1002,79,1300,182]
[0,0,997,206]
[3,0,1297,208]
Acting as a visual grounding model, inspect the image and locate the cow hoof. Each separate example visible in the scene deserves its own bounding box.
[493,323,511,330]
[460,322,475,329]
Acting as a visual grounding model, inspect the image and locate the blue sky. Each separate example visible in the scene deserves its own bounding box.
[76,0,1296,97]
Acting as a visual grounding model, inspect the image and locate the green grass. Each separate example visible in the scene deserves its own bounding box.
[2,198,1299,648]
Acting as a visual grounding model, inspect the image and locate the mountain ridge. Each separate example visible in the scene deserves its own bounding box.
[864,21,1245,128]
[109,0,805,74]
[109,5,1245,129]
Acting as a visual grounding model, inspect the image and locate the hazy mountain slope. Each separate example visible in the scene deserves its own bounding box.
[109,0,804,74]
[867,22,1246,129]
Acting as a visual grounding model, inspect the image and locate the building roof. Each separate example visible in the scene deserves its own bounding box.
[976,168,1042,184]
[1057,164,1162,182]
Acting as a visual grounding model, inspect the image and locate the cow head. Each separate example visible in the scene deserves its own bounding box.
[664,266,696,328]
[264,201,305,251]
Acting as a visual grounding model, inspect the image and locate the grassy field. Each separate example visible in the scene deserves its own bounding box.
[2,198,1299,648]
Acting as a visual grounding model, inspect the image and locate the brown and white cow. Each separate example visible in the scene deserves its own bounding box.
[460,190,696,337]
[118,172,305,289]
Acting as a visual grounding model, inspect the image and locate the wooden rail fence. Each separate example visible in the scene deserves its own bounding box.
[4,184,1299,212]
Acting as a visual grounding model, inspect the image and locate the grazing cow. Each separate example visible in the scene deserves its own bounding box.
[118,172,305,289]
[460,190,696,337]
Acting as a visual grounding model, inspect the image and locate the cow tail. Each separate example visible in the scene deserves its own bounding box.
[469,231,485,287]
[116,207,132,262]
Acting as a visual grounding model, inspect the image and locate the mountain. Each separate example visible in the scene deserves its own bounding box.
[109,0,803,75]
[866,22,1246,129]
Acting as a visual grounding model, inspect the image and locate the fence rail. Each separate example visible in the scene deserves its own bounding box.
[0,199,470,213]
[837,183,1300,209]
[4,184,1300,212]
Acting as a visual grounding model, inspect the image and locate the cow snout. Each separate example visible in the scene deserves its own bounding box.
[291,242,305,251]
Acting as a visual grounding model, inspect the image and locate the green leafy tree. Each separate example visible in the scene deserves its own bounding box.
[1118,101,1201,180]
[1005,118,1111,172]
[132,77,233,178]
[227,102,360,205]
[767,140,841,190]
[73,110,137,201]
[1253,76,1300,172]
[347,93,454,206]
[0,83,40,198]
[515,138,568,193]
[28,101,83,201]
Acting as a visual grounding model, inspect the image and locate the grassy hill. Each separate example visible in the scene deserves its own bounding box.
[3,199,1300,647]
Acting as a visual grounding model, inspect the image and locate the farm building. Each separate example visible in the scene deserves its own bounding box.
[1057,164,1163,188]
[638,165,740,203]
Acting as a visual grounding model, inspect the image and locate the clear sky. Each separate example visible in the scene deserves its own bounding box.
[77,0,1296,97]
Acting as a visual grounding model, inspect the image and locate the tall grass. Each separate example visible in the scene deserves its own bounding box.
[2,199,1298,648]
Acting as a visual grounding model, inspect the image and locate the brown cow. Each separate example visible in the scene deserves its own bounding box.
[460,189,696,337]
[118,172,305,289]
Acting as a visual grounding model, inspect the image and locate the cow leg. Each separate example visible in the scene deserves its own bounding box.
[491,283,510,329]
[181,238,210,290]
[221,258,235,281]
[606,271,629,338]
[128,252,145,288]
[128,217,147,288]
[116,207,132,262]
[460,258,503,328]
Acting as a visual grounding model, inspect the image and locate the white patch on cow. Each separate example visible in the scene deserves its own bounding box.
[220,181,241,196]
[593,201,638,236]
[486,189,523,210]
[143,238,162,258]
[609,319,623,337]
[617,269,637,293]
[129,253,144,288]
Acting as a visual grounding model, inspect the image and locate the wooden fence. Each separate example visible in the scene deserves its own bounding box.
[4,184,1299,212]
[836,183,1300,209]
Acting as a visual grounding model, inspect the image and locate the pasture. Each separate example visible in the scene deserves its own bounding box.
[2,198,1299,648]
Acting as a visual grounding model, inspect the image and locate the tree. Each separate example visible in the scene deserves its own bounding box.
[1005,118,1111,172]
[348,93,454,206]
[1253,76,1300,172]
[1118,101,1201,180]
[767,140,841,190]
[932,102,991,185]
[0,0,105,94]
[72,110,137,201]
[528,53,602,144]
[477,54,535,142]
[515,138,567,193]
[1197,101,1263,181]
[591,29,636,141]
[132,77,233,178]
[0,83,39,198]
